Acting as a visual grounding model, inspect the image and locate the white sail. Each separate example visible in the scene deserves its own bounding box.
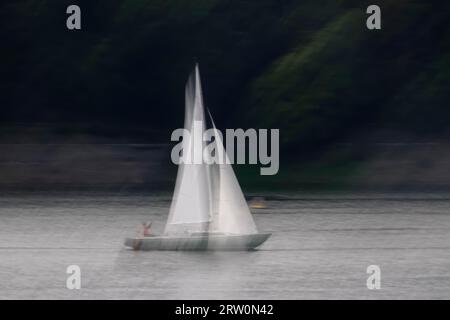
[164,65,211,235]
[207,112,258,235]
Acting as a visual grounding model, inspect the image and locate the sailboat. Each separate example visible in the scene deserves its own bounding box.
[124,65,271,250]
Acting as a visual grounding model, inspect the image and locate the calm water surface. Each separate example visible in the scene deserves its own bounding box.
[0,192,449,299]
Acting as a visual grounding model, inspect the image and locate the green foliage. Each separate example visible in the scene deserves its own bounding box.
[244,10,367,146]
[0,0,449,148]
[243,0,450,148]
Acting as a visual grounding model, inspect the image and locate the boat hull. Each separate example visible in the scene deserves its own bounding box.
[124,233,271,251]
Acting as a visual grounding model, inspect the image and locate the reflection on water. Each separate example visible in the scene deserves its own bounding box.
[0,192,449,299]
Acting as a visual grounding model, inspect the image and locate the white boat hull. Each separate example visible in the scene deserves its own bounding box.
[124,233,271,251]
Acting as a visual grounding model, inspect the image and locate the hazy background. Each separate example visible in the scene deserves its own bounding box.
[1,1,450,300]
[1,0,450,191]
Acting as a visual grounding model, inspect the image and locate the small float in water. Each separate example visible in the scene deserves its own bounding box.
[249,197,268,209]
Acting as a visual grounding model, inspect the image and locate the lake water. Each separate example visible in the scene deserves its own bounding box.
[0,192,449,299]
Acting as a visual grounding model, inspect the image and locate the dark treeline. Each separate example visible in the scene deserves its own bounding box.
[1,0,449,150]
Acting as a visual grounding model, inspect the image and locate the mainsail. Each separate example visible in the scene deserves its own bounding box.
[164,65,258,236]
[164,66,211,235]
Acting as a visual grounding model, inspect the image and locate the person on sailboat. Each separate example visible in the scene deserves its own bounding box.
[140,221,152,237]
